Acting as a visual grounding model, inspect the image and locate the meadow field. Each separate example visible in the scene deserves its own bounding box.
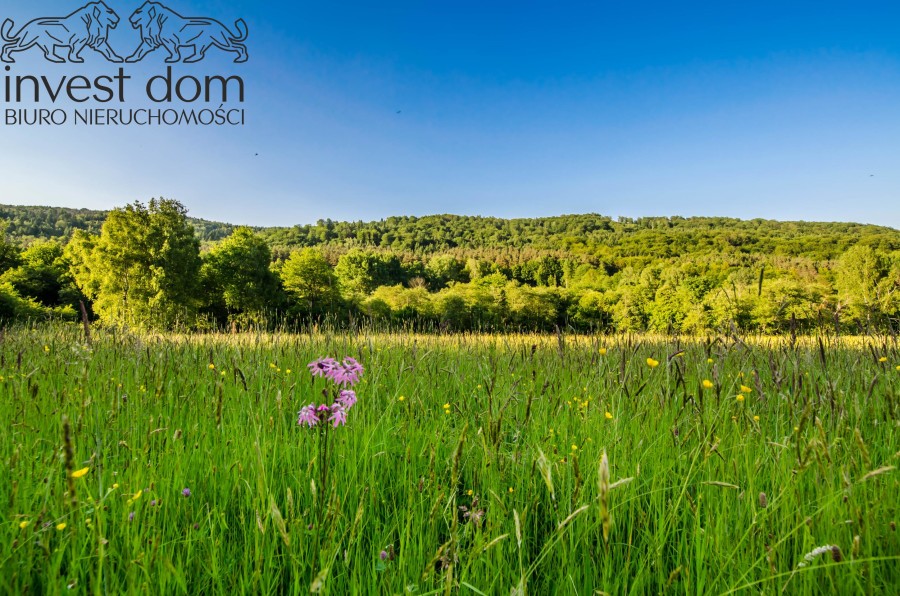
[1,324,898,594]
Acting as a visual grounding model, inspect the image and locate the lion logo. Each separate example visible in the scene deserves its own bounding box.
[125,2,248,63]
[1,2,124,63]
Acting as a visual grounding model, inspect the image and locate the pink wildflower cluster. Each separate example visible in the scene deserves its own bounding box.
[307,356,364,387]
[298,356,364,428]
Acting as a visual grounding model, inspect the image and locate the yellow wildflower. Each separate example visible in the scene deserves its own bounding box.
[740,385,752,393]
[753,415,760,422]
[71,467,89,479]
[707,358,714,364]
[208,363,215,370]
[56,523,66,531]
[605,411,613,420]
[736,394,745,402]
[19,520,29,529]
[646,357,659,368]
[702,379,714,389]
[878,357,887,363]
[599,348,607,355]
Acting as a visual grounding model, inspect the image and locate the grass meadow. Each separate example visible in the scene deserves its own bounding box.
[1,324,899,594]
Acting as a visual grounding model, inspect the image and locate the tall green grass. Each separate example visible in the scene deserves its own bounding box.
[1,324,898,594]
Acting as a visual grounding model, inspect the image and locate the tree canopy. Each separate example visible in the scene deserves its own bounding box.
[67,199,202,330]
[3,202,900,333]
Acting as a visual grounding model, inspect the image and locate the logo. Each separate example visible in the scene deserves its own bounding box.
[3,2,249,128]
[126,2,248,64]
[1,1,248,64]
[1,2,124,63]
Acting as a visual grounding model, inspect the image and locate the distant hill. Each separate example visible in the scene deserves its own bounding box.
[2,203,898,263]
[0,204,240,244]
[257,213,900,262]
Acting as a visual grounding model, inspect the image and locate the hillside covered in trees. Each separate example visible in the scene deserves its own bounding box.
[1,201,899,333]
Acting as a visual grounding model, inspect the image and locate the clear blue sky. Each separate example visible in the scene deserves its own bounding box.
[2,0,900,228]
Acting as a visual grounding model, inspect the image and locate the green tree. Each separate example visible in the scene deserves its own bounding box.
[835,244,886,328]
[334,250,402,297]
[0,240,82,310]
[201,227,280,324]
[425,254,468,289]
[0,282,52,321]
[0,222,21,274]
[280,248,340,315]
[70,199,201,330]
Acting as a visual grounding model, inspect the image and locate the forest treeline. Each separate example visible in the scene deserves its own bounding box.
[1,200,899,333]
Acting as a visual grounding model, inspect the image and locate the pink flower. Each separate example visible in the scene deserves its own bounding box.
[329,404,348,427]
[297,404,319,427]
[327,367,358,386]
[308,357,337,378]
[319,357,364,387]
[336,390,357,410]
[343,357,364,374]
[325,367,346,385]
[299,356,364,430]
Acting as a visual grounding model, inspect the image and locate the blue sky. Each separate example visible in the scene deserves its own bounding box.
[2,0,900,228]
